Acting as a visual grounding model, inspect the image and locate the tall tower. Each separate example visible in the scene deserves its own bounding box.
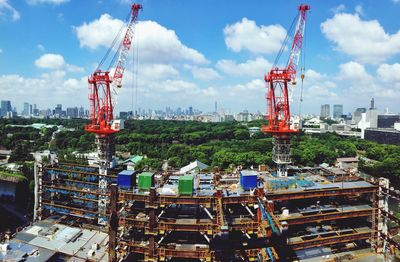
[84,3,142,225]
[370,98,375,110]
[262,4,310,177]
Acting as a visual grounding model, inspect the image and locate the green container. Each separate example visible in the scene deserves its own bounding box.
[179,175,194,195]
[138,172,154,190]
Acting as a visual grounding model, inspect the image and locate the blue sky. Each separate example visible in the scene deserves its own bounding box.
[0,0,400,115]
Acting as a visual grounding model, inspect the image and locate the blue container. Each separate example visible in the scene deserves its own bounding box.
[240,170,258,190]
[117,170,136,188]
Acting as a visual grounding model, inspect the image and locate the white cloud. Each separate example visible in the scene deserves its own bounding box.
[66,64,84,73]
[331,4,345,14]
[210,79,265,111]
[305,69,326,81]
[338,61,373,82]
[355,5,364,16]
[224,18,286,54]
[35,53,84,73]
[37,44,45,51]
[75,15,207,64]
[0,0,20,21]
[75,14,124,49]
[191,67,220,81]
[332,61,399,107]
[230,79,263,92]
[140,64,179,80]
[377,63,400,82]
[35,54,65,69]
[216,57,270,77]
[298,69,338,109]
[27,0,69,5]
[321,13,400,64]
[0,73,87,108]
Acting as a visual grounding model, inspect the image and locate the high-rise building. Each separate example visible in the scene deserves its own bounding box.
[66,107,79,118]
[320,104,330,118]
[333,104,343,119]
[23,102,30,116]
[370,98,375,110]
[1,100,12,117]
[215,101,218,113]
[352,108,366,125]
[33,104,38,115]
[55,104,62,116]
[119,111,128,120]
[79,106,85,118]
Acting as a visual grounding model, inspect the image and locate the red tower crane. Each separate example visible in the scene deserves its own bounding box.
[83,3,142,226]
[85,3,142,139]
[262,4,310,177]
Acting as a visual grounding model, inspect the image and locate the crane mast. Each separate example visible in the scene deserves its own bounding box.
[84,3,142,225]
[262,4,309,177]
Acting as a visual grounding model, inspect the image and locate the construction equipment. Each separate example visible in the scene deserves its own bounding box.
[262,4,310,177]
[84,3,142,225]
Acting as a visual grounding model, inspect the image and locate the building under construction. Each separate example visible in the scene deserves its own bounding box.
[9,156,391,262]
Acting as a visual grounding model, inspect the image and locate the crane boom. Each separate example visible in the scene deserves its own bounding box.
[113,3,142,88]
[287,4,309,82]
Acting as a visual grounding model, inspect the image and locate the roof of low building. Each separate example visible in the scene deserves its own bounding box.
[337,157,359,162]
[179,160,209,174]
[0,149,12,155]
[123,155,143,165]
[0,171,26,183]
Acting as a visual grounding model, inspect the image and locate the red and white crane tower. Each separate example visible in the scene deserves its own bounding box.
[262,4,310,177]
[85,3,142,163]
[84,3,142,225]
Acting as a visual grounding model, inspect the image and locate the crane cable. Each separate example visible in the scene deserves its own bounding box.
[131,26,139,119]
[272,13,298,69]
[96,11,131,71]
[299,14,308,126]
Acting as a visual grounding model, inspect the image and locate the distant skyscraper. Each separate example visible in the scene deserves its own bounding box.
[215,101,218,113]
[333,104,343,119]
[23,102,30,116]
[320,104,330,118]
[66,107,79,118]
[352,107,367,125]
[55,104,62,116]
[79,106,85,118]
[188,106,193,116]
[370,98,375,110]
[33,104,38,115]
[1,100,12,117]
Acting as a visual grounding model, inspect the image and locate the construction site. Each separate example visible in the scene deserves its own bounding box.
[1,2,400,262]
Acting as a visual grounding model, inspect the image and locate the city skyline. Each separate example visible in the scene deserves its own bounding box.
[0,98,400,118]
[0,1,400,114]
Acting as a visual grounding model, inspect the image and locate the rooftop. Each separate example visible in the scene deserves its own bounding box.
[7,217,109,261]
